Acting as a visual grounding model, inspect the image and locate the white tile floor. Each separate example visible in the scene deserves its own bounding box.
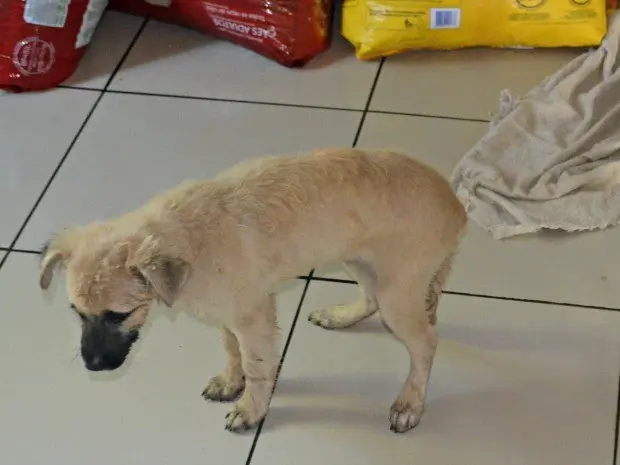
[1,11,619,465]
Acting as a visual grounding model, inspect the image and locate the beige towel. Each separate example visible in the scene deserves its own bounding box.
[451,12,620,240]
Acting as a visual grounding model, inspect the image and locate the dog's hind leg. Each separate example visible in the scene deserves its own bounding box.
[224,294,280,433]
[202,327,246,402]
[308,260,379,330]
[376,266,439,434]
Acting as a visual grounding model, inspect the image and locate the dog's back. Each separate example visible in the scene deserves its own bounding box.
[200,148,466,277]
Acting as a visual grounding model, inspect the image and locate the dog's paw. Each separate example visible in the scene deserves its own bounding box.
[202,375,245,402]
[224,406,262,433]
[308,305,358,330]
[389,401,423,433]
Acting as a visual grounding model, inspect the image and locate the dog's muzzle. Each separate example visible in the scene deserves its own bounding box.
[80,320,139,371]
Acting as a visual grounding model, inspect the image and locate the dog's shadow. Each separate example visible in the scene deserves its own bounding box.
[262,383,547,440]
[263,381,576,459]
[262,403,387,433]
[263,375,393,433]
[261,313,598,435]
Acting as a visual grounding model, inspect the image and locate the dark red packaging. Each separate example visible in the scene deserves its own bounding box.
[0,0,107,91]
[109,0,333,67]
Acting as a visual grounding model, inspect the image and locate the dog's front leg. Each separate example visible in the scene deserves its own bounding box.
[202,327,246,402]
[224,294,279,433]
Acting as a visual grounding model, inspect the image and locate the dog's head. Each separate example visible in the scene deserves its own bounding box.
[38,226,190,372]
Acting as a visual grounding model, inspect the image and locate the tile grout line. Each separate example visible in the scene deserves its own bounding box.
[613,367,620,465]
[352,57,385,148]
[5,248,42,255]
[104,89,364,113]
[443,290,620,313]
[300,274,356,283]
[244,271,314,465]
[56,84,363,112]
[0,19,150,273]
[102,17,149,91]
[370,108,489,124]
[55,87,491,123]
[299,274,620,312]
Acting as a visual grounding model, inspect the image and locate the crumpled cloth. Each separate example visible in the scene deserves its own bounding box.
[451,12,620,239]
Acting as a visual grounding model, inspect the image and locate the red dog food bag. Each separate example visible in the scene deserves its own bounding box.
[0,0,107,91]
[109,0,333,67]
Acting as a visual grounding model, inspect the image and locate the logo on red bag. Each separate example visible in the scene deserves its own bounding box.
[12,37,55,76]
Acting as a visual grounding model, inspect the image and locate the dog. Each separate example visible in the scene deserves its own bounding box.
[38,148,466,433]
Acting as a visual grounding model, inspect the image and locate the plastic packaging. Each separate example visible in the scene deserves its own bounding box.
[109,0,333,67]
[343,0,608,60]
[0,0,107,91]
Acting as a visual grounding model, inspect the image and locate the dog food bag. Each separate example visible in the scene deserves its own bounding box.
[342,0,608,60]
[108,0,333,67]
[0,0,107,91]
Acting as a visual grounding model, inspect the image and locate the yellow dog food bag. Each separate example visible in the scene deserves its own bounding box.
[343,0,608,60]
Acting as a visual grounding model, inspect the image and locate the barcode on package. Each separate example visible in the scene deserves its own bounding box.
[430,8,461,29]
[24,0,71,28]
[75,0,107,48]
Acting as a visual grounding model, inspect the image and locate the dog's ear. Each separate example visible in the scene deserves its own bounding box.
[130,236,190,307]
[39,229,81,290]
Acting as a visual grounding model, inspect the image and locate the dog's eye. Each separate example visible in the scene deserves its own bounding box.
[102,310,132,324]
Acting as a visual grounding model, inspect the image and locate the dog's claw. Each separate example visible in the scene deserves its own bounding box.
[308,304,375,331]
[389,401,423,433]
[307,309,341,330]
[224,407,261,433]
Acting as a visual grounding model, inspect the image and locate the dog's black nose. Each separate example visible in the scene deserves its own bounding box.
[85,356,108,371]
[84,355,122,371]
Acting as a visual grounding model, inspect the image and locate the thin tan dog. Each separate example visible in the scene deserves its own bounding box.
[38,148,466,434]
